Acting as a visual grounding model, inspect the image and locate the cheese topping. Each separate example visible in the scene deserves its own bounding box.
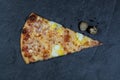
[74,33,91,45]
[57,28,63,35]
[49,21,57,30]
[29,49,33,53]
[76,33,84,41]
[51,44,64,57]
[49,21,62,30]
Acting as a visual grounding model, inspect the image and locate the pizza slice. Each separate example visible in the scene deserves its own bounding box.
[20,13,102,64]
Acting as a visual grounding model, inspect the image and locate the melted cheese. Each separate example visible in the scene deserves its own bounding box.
[76,33,84,41]
[49,21,57,30]
[74,33,90,45]
[57,45,64,56]
[51,44,64,57]
[49,21,62,30]
[57,28,63,35]
[28,49,33,53]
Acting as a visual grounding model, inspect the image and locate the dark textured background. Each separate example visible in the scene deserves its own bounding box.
[0,0,120,80]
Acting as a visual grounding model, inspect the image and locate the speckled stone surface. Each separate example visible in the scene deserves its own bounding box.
[0,0,120,80]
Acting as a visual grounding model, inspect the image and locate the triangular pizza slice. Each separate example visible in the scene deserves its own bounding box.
[20,13,101,64]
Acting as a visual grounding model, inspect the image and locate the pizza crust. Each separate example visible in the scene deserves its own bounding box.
[21,30,30,64]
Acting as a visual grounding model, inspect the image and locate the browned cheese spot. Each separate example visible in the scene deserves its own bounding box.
[28,14,37,22]
[43,50,49,59]
[22,28,30,41]
[22,28,28,34]
[24,52,32,58]
[22,46,28,51]
[64,30,70,42]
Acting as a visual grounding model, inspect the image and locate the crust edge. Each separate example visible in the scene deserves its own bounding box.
[20,33,30,64]
[20,13,38,64]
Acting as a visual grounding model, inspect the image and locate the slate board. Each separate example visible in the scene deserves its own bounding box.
[0,0,120,80]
